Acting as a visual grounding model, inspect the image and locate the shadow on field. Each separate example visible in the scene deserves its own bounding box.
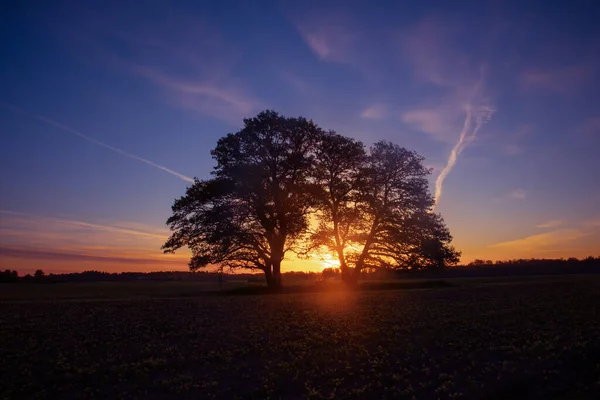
[224,279,455,296]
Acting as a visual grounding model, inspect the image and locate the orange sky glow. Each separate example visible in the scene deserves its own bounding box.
[1,209,599,275]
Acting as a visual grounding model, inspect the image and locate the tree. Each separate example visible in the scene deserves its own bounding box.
[310,131,366,283]
[0,270,19,283]
[163,110,321,289]
[321,267,340,280]
[34,269,45,280]
[469,259,494,266]
[312,140,460,285]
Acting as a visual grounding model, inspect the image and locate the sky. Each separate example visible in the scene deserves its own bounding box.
[1,0,599,274]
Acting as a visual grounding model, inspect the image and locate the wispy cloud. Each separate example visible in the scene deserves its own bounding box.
[582,219,600,228]
[401,105,464,143]
[294,17,358,64]
[1,103,194,183]
[508,189,527,200]
[536,220,563,229]
[0,210,188,268]
[360,105,387,120]
[290,11,390,81]
[433,103,495,208]
[398,16,495,209]
[0,210,168,240]
[0,246,185,266]
[400,16,480,90]
[66,11,261,124]
[130,65,260,124]
[520,64,592,93]
[489,229,586,251]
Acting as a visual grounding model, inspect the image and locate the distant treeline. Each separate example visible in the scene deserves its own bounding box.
[0,269,324,283]
[2,256,599,283]
[412,256,600,279]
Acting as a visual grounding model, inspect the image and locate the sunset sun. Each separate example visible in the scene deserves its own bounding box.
[319,253,340,270]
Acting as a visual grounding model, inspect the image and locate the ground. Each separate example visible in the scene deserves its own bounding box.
[1,276,599,399]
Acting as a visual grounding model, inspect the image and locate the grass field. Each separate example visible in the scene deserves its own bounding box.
[1,275,599,399]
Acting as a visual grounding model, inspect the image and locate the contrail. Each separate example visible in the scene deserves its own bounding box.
[433,103,494,210]
[1,103,194,183]
[0,209,168,239]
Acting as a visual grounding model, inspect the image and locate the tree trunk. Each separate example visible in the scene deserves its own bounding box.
[342,267,359,287]
[264,266,274,288]
[272,260,282,291]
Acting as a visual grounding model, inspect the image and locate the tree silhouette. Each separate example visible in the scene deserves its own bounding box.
[310,131,366,283]
[163,110,321,289]
[312,140,460,284]
[0,270,19,283]
[34,269,45,280]
[321,267,340,280]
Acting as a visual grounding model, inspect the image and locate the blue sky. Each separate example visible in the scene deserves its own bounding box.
[1,0,599,273]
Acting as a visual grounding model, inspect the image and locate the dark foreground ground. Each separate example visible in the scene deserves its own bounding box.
[1,276,600,399]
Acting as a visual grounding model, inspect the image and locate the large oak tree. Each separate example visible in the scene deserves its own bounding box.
[162,110,321,289]
[164,111,459,288]
[312,138,460,284]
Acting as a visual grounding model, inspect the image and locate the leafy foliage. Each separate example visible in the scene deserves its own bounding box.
[164,110,460,286]
[312,139,460,283]
[0,269,19,283]
[163,110,321,288]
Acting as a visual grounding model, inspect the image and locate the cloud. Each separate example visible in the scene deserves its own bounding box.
[1,103,194,183]
[132,66,262,124]
[583,219,600,228]
[304,33,331,60]
[520,65,591,93]
[361,105,387,120]
[398,16,495,209]
[0,210,189,269]
[401,105,464,142]
[536,220,563,229]
[290,11,391,81]
[489,229,586,252]
[294,18,358,64]
[433,103,495,208]
[0,210,169,240]
[508,189,527,200]
[66,11,261,124]
[400,16,480,90]
[129,65,261,125]
[0,246,184,265]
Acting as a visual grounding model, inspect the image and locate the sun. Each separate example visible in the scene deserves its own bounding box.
[320,253,340,270]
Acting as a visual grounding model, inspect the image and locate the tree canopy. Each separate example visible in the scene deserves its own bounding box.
[163,110,460,288]
[162,110,321,289]
[311,139,460,284]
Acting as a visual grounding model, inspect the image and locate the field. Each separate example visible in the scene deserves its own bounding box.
[1,276,600,399]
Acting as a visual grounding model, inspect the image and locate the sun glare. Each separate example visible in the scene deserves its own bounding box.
[320,253,340,270]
